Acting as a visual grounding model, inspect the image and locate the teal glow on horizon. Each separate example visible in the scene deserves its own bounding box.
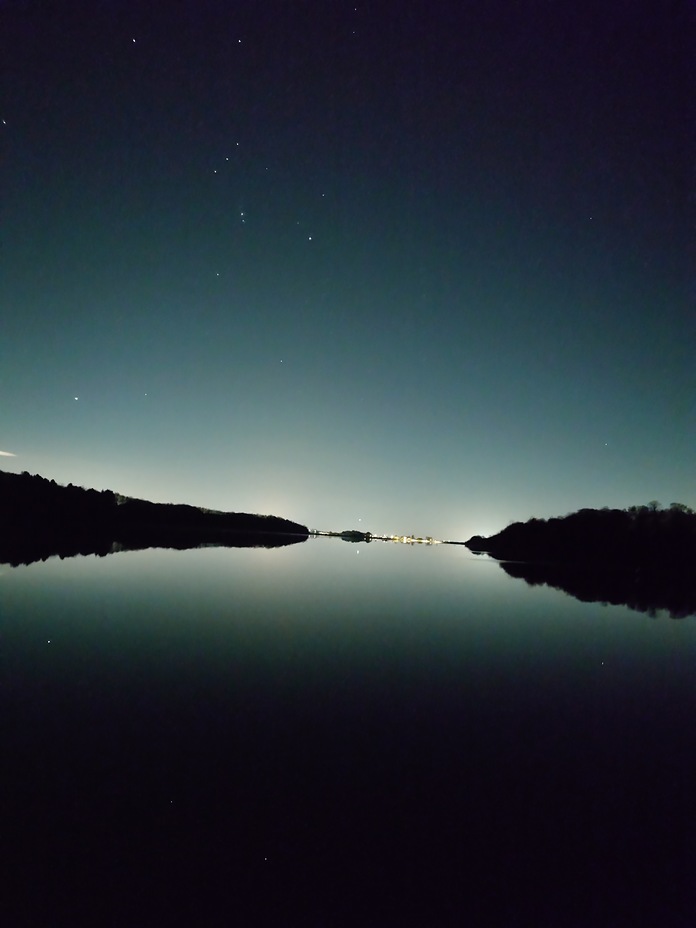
[1,2,692,540]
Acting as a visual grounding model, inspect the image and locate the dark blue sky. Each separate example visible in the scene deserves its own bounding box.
[1,1,693,538]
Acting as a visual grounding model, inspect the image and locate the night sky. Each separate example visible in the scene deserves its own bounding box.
[2,1,693,539]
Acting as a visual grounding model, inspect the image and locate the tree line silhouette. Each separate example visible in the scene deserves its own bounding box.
[466,502,696,567]
[466,503,696,618]
[0,470,308,566]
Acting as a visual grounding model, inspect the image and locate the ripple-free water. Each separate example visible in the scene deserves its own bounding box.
[2,540,694,925]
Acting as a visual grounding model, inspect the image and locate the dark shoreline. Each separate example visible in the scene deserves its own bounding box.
[0,470,309,566]
[465,504,696,618]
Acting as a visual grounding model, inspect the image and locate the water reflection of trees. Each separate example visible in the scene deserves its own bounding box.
[1,533,306,567]
[467,504,696,618]
[500,560,696,619]
[0,470,308,566]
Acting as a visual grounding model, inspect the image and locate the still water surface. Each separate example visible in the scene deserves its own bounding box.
[2,539,695,925]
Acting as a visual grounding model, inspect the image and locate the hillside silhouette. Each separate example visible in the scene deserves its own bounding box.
[466,504,696,618]
[0,470,308,566]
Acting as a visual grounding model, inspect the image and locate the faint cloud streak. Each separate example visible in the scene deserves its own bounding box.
[0,450,17,457]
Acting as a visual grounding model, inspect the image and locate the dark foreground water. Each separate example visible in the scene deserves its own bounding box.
[2,539,695,926]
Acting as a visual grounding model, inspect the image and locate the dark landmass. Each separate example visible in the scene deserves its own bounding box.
[466,504,696,618]
[338,530,372,542]
[310,529,372,542]
[0,470,308,566]
[465,503,696,566]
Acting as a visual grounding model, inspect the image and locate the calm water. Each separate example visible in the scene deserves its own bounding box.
[2,539,695,926]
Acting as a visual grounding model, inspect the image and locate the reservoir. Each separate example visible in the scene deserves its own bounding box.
[2,538,694,925]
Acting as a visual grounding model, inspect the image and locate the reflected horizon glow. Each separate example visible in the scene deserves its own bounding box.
[2,543,695,921]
